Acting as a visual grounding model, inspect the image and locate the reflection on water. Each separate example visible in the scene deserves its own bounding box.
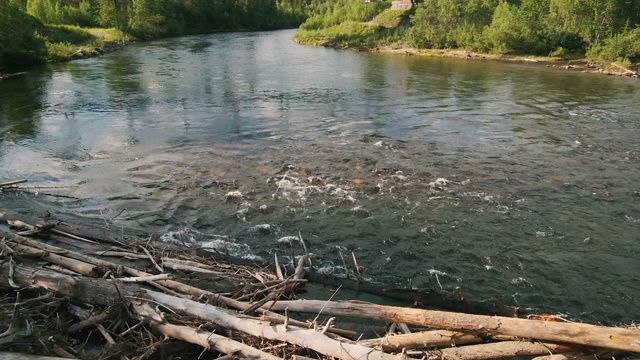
[0,29,639,323]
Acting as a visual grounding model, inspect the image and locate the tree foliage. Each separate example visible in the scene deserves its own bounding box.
[2,0,316,69]
[402,0,640,57]
[0,2,47,70]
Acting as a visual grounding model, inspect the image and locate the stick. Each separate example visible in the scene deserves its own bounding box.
[8,220,97,245]
[139,245,163,273]
[351,252,363,280]
[113,274,172,283]
[10,184,77,189]
[7,256,19,288]
[0,353,72,360]
[298,231,312,267]
[274,253,284,280]
[294,255,307,280]
[67,312,111,333]
[162,260,219,274]
[96,323,116,345]
[0,179,28,188]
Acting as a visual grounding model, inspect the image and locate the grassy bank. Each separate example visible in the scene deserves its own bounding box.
[41,25,134,63]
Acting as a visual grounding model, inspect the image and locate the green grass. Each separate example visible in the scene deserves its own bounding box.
[369,9,412,28]
[37,24,134,62]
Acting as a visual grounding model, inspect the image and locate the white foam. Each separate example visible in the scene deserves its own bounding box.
[159,228,263,261]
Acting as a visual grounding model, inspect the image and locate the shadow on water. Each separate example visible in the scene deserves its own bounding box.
[0,71,51,142]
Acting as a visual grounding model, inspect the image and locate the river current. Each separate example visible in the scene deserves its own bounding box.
[1,29,638,323]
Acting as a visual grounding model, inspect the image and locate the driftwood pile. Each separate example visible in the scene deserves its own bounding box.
[0,180,638,359]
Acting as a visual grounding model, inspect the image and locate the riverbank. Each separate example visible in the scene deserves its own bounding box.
[41,26,135,63]
[295,40,640,79]
[294,7,640,80]
[377,47,640,78]
[0,25,134,80]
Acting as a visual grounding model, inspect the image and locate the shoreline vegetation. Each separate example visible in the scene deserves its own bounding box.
[1,1,640,79]
[293,3,640,79]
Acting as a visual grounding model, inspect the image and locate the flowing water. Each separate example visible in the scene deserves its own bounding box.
[1,29,639,323]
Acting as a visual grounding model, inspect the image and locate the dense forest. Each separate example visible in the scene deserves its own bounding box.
[1,0,640,72]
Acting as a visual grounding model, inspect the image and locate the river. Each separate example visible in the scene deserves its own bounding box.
[1,29,638,324]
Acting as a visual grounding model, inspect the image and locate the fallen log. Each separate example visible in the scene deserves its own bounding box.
[133,302,282,360]
[429,340,579,360]
[143,290,410,360]
[0,179,28,188]
[262,300,640,352]
[362,330,485,349]
[611,62,639,76]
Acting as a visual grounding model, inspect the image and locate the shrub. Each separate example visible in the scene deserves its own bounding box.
[587,27,640,63]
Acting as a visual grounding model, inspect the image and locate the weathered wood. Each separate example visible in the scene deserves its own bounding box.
[66,311,111,333]
[611,62,639,75]
[261,300,640,352]
[0,179,28,188]
[431,340,578,360]
[363,330,485,349]
[10,243,101,276]
[0,230,363,338]
[133,302,282,360]
[144,290,410,360]
[0,262,139,306]
[0,262,402,360]
[532,350,621,360]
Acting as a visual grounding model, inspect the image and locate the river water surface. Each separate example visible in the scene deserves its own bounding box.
[1,29,639,323]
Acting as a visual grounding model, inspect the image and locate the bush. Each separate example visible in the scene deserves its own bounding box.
[300,0,390,31]
[587,28,640,62]
[45,41,76,61]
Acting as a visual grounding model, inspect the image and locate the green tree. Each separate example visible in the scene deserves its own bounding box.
[0,2,47,70]
[549,0,622,45]
[97,0,130,30]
